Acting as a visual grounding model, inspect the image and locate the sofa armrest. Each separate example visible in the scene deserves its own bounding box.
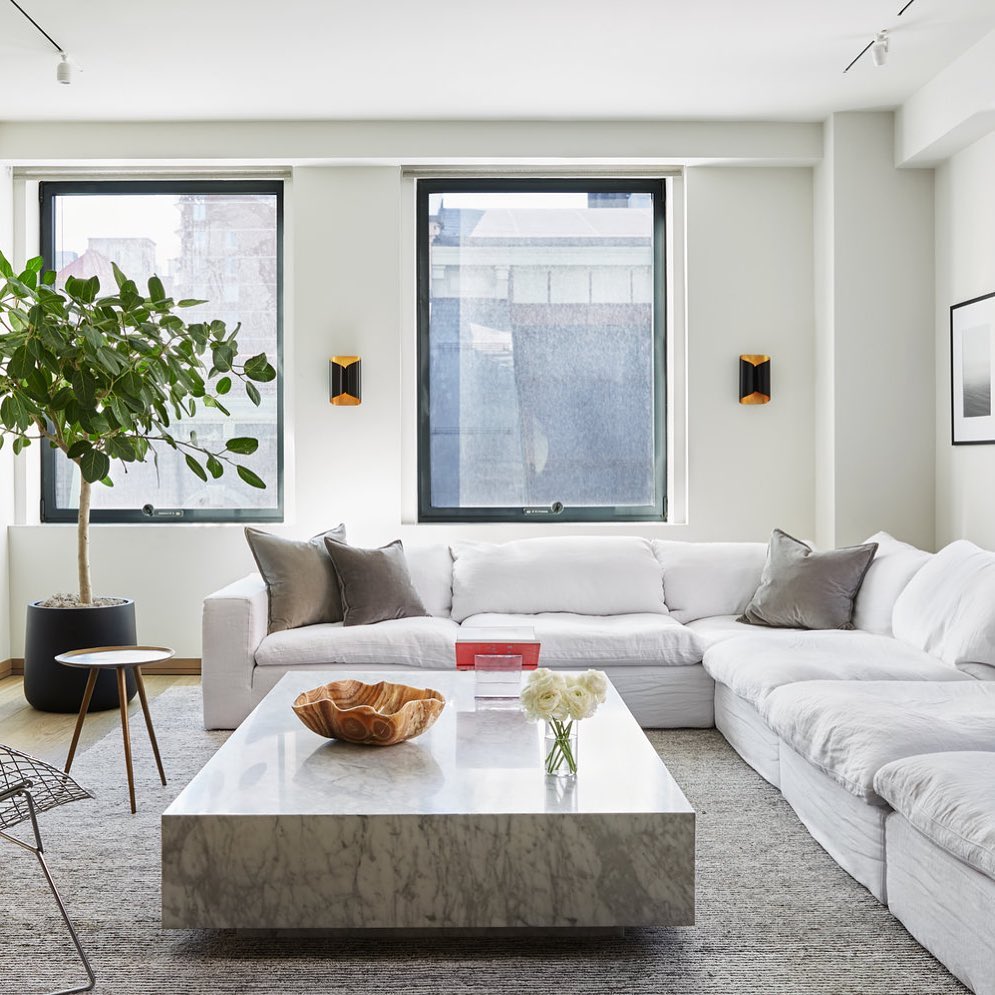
[202,573,268,730]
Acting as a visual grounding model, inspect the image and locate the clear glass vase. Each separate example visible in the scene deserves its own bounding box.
[543,719,579,777]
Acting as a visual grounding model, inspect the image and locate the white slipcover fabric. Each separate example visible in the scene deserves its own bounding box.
[652,540,766,623]
[764,680,995,803]
[403,544,454,618]
[852,531,931,636]
[702,631,964,711]
[780,744,889,902]
[450,537,667,622]
[713,683,782,786]
[685,614,803,647]
[885,813,995,995]
[875,751,995,881]
[254,617,460,670]
[892,539,995,668]
[459,612,704,668]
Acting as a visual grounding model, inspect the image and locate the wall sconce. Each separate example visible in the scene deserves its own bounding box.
[739,354,771,404]
[329,356,361,406]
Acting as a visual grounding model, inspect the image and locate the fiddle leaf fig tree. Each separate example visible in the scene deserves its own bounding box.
[0,251,276,605]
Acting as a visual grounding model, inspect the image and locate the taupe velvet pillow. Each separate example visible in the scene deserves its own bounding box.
[737,529,878,630]
[245,525,346,633]
[323,538,428,626]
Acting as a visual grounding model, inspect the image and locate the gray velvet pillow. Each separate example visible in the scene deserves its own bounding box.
[737,529,878,630]
[245,525,346,633]
[322,538,428,626]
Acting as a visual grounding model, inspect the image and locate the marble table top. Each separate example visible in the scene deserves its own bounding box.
[168,670,693,819]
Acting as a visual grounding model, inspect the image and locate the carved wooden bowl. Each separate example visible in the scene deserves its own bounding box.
[292,679,446,746]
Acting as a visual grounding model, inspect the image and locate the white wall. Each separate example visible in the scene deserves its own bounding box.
[814,112,935,550]
[2,138,818,656]
[934,129,995,548]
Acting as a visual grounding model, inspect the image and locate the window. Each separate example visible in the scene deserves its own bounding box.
[40,180,283,523]
[417,178,666,522]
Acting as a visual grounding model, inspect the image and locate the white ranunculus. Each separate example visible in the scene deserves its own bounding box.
[563,681,596,721]
[579,669,609,704]
[521,668,567,721]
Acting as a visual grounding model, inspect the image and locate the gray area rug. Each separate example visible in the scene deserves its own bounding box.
[1,686,967,995]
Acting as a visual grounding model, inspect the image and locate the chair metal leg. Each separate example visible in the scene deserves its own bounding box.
[1,790,96,994]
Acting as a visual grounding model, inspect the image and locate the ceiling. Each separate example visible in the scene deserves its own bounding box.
[0,0,993,123]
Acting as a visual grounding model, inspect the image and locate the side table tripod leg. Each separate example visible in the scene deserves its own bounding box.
[65,668,99,774]
[116,668,137,814]
[134,666,167,785]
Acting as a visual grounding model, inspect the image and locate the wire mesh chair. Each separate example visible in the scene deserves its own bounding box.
[0,745,96,995]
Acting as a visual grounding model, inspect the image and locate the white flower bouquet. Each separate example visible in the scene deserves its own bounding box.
[520,668,609,776]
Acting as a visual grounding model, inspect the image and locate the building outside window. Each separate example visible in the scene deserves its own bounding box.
[39,180,283,523]
[417,178,666,523]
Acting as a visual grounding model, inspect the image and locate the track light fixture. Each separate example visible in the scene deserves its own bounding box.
[843,0,917,74]
[7,0,72,84]
[870,31,890,67]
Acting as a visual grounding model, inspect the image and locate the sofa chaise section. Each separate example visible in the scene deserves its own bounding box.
[875,752,995,995]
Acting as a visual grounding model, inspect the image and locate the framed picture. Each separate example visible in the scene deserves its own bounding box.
[951,291,995,445]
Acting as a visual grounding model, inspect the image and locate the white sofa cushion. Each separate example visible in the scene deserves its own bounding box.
[685,614,803,647]
[254,616,460,669]
[459,612,703,668]
[450,537,666,623]
[764,681,995,803]
[702,631,969,711]
[404,544,453,618]
[874,751,995,881]
[652,540,766,623]
[852,531,931,636]
[892,539,995,669]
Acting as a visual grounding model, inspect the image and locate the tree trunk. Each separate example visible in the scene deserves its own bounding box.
[78,475,92,605]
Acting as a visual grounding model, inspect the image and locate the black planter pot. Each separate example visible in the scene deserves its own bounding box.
[24,599,139,713]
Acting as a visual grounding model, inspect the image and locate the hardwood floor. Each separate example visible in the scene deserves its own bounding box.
[0,674,200,767]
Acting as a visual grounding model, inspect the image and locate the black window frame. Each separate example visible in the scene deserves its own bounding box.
[39,178,285,524]
[416,176,667,524]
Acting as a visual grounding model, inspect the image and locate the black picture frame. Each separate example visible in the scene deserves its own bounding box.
[951,290,995,446]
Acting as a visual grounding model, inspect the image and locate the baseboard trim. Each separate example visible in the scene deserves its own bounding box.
[7,657,201,676]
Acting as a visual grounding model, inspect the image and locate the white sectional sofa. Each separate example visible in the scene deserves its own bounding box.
[201,531,995,995]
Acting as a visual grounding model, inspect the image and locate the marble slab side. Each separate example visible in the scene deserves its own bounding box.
[162,810,695,930]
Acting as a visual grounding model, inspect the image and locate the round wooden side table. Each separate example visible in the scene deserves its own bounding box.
[55,646,173,814]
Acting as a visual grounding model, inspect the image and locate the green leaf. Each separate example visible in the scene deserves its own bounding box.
[237,465,266,489]
[0,253,12,278]
[66,440,92,460]
[215,376,232,395]
[243,353,276,383]
[148,275,166,302]
[24,256,44,273]
[1,394,31,431]
[111,262,127,290]
[8,346,34,379]
[184,453,208,482]
[78,449,110,484]
[225,437,259,455]
[177,299,206,308]
[12,436,29,455]
[42,270,56,286]
[70,371,97,407]
[245,381,261,406]
[206,455,224,479]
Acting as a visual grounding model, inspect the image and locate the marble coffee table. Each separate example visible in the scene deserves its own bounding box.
[162,670,695,931]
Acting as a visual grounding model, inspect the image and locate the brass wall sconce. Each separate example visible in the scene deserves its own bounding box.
[329,356,361,406]
[739,354,771,404]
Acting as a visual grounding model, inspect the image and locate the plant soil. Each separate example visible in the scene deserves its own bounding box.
[37,594,127,609]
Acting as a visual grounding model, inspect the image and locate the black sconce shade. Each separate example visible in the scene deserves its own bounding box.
[329,356,361,406]
[739,354,771,404]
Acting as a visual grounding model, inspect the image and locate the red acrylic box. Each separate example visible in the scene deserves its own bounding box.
[455,627,541,671]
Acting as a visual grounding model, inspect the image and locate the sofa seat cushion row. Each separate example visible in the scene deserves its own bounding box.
[874,751,995,881]
[702,631,967,714]
[764,681,995,805]
[460,612,705,668]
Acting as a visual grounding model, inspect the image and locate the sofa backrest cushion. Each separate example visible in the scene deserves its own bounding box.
[450,537,667,623]
[892,539,995,667]
[652,540,766,623]
[404,544,454,618]
[852,531,931,636]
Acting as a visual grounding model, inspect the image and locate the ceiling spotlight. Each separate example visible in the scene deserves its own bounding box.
[56,52,72,84]
[870,31,890,67]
